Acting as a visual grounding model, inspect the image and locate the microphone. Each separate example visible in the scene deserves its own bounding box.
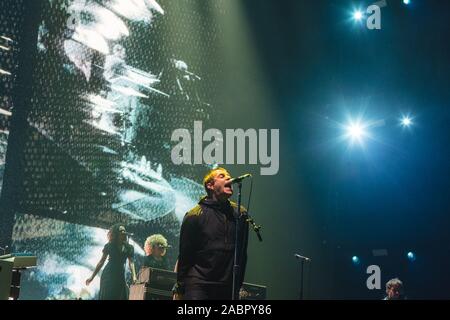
[294,253,311,262]
[227,174,252,185]
[184,70,201,80]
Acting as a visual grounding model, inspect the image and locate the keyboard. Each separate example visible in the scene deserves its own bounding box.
[0,254,37,268]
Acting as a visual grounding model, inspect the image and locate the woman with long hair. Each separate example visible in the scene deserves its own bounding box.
[86,224,137,300]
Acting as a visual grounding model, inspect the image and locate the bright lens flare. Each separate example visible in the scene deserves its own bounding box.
[401,116,413,127]
[353,10,363,21]
[345,120,367,144]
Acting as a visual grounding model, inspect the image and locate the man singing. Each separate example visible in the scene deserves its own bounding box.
[174,167,249,300]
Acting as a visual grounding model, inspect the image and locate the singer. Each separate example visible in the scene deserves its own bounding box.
[86,224,137,300]
[173,167,250,300]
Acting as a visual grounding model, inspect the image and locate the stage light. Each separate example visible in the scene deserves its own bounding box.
[401,115,413,127]
[352,256,360,264]
[348,123,364,138]
[407,251,416,261]
[353,10,363,21]
[403,0,411,5]
[345,119,367,144]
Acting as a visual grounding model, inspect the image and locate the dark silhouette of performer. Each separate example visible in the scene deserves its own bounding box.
[174,167,249,300]
[86,224,137,300]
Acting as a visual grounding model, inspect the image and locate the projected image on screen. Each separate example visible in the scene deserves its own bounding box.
[0,1,24,195]
[11,0,223,299]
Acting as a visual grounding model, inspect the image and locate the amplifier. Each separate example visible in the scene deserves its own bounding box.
[130,267,176,300]
[130,267,267,300]
[129,283,173,300]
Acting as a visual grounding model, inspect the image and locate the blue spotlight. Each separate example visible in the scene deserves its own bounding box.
[401,116,413,127]
[353,10,364,21]
[407,251,416,261]
[352,256,360,264]
[403,0,411,5]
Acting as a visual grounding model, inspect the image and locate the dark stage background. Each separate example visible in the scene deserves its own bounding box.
[1,0,450,299]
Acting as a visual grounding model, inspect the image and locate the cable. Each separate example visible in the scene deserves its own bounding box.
[245,177,253,215]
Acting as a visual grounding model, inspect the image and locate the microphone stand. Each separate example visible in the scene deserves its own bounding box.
[295,253,311,300]
[0,246,8,255]
[231,178,263,300]
[232,182,242,300]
